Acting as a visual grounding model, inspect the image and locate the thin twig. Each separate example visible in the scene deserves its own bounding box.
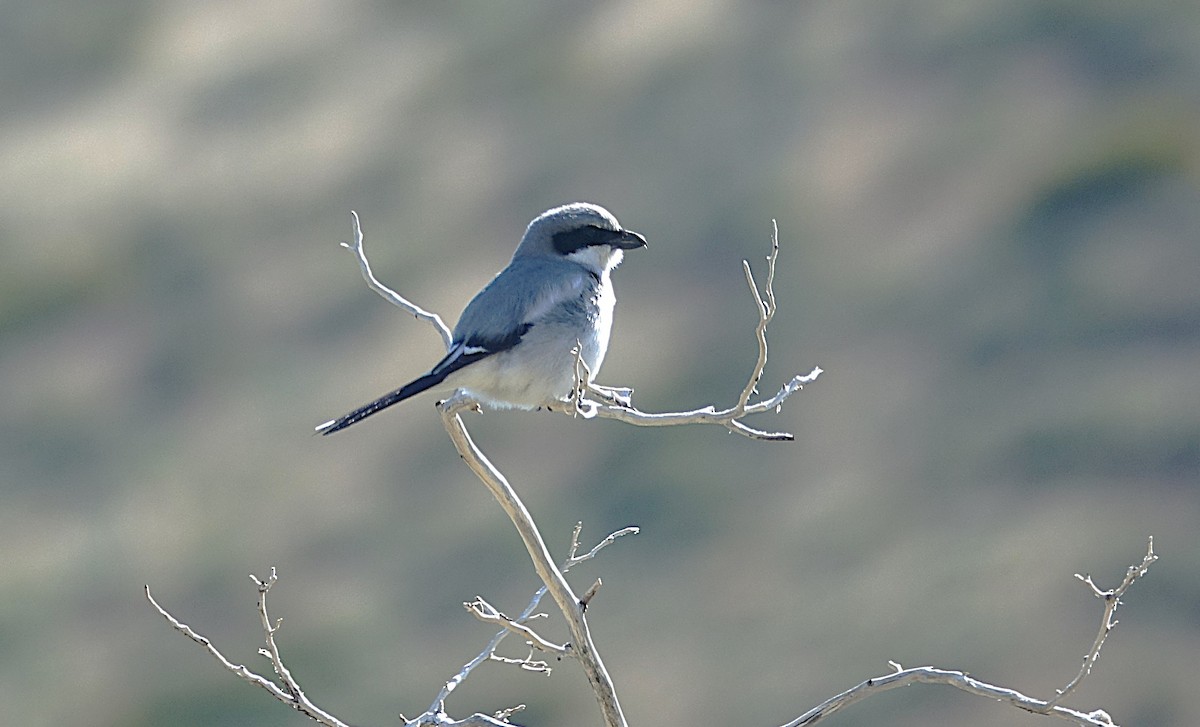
[569,526,640,567]
[581,221,821,439]
[405,712,515,727]
[1040,537,1157,710]
[145,572,350,727]
[340,210,453,350]
[430,523,636,713]
[490,651,551,673]
[585,368,820,440]
[464,597,568,655]
[736,219,779,412]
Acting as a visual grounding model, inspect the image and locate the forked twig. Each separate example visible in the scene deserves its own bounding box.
[581,220,821,439]
[1039,537,1157,711]
[145,569,349,727]
[425,523,638,719]
[464,596,568,655]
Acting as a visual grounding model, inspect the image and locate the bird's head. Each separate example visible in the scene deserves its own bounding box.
[515,202,647,274]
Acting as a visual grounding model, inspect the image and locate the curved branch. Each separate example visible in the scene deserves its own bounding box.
[340,210,454,350]
[784,664,1115,727]
[439,395,628,727]
[782,540,1156,727]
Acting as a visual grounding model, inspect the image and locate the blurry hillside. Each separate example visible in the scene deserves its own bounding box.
[2,1,1198,726]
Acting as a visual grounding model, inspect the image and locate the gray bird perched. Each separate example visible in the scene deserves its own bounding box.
[317,202,647,435]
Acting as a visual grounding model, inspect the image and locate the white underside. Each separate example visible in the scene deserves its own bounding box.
[443,269,616,410]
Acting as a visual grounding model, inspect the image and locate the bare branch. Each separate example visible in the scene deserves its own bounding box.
[439,394,628,727]
[735,219,779,412]
[579,579,603,612]
[567,521,586,559]
[782,664,1115,727]
[339,210,454,350]
[583,367,821,440]
[490,651,551,674]
[429,523,635,714]
[492,704,527,722]
[579,221,821,439]
[464,597,568,655]
[1040,536,1157,710]
[404,711,517,727]
[568,523,643,571]
[145,571,350,727]
[781,540,1157,727]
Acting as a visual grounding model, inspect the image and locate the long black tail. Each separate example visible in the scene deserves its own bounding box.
[315,370,448,435]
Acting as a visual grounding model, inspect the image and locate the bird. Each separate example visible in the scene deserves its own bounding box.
[316,202,647,435]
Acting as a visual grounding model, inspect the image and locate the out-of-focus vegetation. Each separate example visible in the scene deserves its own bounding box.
[1,2,1197,726]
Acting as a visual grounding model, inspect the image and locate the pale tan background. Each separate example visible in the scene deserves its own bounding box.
[2,2,1198,725]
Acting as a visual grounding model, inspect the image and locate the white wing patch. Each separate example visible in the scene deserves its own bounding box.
[431,343,468,374]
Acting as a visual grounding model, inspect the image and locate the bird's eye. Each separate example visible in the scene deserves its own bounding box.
[552,224,612,255]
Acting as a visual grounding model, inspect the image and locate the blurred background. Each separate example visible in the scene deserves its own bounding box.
[2,1,1198,725]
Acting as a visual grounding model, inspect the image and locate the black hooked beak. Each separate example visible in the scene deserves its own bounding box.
[613,229,648,250]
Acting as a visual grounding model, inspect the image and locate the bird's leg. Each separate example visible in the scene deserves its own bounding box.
[566,344,602,419]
